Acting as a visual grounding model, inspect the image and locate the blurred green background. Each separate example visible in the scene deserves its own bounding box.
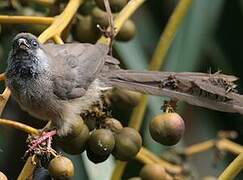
[0,0,243,179]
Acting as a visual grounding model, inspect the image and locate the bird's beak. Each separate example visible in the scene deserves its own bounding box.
[17,38,30,50]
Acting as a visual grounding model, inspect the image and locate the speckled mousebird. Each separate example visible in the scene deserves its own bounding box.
[5,33,243,139]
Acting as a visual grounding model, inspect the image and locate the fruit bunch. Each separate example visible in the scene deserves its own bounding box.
[73,0,137,43]
[1,0,136,43]
[56,116,142,164]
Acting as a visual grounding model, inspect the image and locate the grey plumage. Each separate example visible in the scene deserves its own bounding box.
[5,33,243,136]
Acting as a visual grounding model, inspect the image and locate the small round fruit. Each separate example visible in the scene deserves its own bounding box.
[59,124,90,155]
[62,117,85,140]
[0,172,7,180]
[84,118,97,131]
[91,7,109,28]
[78,0,96,15]
[116,19,136,42]
[139,164,172,180]
[88,129,115,156]
[95,0,128,12]
[74,15,100,43]
[104,118,123,132]
[112,89,141,109]
[86,147,110,163]
[112,127,142,161]
[149,113,185,146]
[48,156,74,179]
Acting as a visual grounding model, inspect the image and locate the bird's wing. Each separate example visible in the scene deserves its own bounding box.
[43,43,109,100]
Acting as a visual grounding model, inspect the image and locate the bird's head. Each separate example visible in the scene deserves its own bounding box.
[7,33,50,75]
[12,33,40,55]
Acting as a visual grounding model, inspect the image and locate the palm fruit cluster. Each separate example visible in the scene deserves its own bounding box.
[0,0,136,42]
[74,0,137,43]
[55,114,142,164]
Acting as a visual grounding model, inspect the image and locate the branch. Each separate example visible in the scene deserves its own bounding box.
[17,156,37,180]
[98,0,145,45]
[138,147,182,174]
[53,35,64,44]
[218,153,243,180]
[148,0,193,70]
[0,73,5,81]
[184,140,215,156]
[111,161,127,180]
[0,118,39,135]
[0,88,11,116]
[38,0,83,43]
[184,138,243,156]
[0,15,54,25]
[217,139,243,155]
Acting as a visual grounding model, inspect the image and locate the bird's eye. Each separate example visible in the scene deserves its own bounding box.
[31,40,38,47]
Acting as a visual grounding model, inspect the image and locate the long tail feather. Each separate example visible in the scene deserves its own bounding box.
[103,70,243,115]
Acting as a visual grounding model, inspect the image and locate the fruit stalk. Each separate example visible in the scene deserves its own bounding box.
[17,156,37,180]
[218,153,243,180]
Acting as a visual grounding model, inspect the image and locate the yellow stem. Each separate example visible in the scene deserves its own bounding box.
[218,139,243,155]
[218,153,243,180]
[140,147,182,174]
[184,139,243,156]
[0,15,54,25]
[17,156,37,180]
[184,140,215,156]
[128,94,148,129]
[148,0,193,70]
[38,0,83,43]
[136,150,155,164]
[31,0,55,6]
[98,0,145,45]
[0,118,39,135]
[111,161,127,180]
[53,35,64,44]
[0,73,5,81]
[0,88,11,116]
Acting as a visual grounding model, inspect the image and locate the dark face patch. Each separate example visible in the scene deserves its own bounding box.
[12,33,40,53]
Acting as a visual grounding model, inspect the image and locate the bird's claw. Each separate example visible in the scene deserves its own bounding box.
[26,130,57,156]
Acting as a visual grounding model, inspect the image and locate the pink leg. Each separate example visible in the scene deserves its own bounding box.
[27,130,57,153]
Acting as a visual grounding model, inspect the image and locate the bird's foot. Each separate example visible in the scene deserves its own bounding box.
[26,130,57,156]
